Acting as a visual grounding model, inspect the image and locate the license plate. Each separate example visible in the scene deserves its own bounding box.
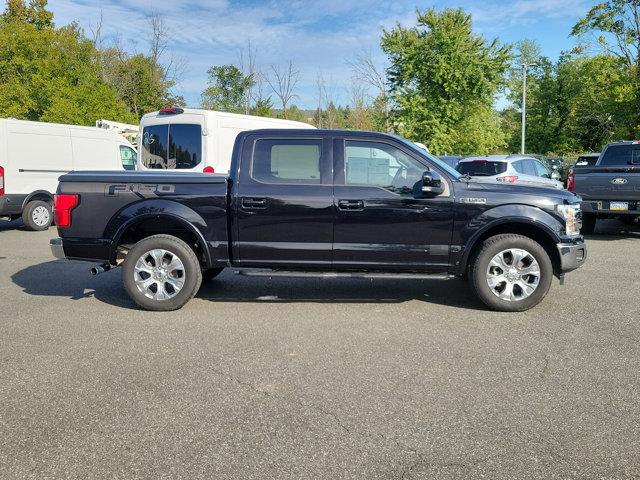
[610,202,629,211]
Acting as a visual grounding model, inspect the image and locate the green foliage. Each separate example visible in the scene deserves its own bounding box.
[250,97,274,117]
[0,2,135,125]
[381,8,511,155]
[503,40,634,154]
[102,51,184,119]
[201,65,255,113]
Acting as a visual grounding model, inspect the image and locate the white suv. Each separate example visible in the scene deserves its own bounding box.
[456,155,564,190]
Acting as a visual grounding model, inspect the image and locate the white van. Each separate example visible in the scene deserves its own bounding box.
[137,108,315,174]
[0,119,138,230]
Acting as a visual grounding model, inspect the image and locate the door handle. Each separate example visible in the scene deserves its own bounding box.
[241,198,268,209]
[338,200,365,211]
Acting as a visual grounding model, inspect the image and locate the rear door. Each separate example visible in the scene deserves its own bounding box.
[332,137,455,270]
[233,134,334,267]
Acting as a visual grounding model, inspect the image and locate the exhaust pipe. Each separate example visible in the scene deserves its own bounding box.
[90,263,112,276]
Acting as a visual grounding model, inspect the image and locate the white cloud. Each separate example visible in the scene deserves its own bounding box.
[44,0,589,110]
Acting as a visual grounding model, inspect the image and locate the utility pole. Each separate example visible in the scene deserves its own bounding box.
[521,63,536,154]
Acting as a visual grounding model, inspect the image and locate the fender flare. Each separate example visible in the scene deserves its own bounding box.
[106,199,213,267]
[458,204,564,269]
[22,190,54,209]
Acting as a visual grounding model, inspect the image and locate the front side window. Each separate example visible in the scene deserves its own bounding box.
[521,160,537,176]
[345,140,426,194]
[141,124,202,169]
[533,160,550,178]
[119,146,137,171]
[252,139,322,184]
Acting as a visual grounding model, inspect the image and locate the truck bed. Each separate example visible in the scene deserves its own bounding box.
[573,165,640,202]
[56,171,229,264]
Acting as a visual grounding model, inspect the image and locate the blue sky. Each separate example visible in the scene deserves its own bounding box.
[43,0,594,110]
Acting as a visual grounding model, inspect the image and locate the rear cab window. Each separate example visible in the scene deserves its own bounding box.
[600,144,640,166]
[141,124,202,169]
[457,161,507,176]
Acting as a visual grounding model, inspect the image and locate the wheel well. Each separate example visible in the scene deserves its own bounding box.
[467,222,561,274]
[114,217,208,267]
[24,192,53,207]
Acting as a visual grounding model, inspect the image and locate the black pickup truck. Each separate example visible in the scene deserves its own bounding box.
[570,141,640,233]
[50,129,586,312]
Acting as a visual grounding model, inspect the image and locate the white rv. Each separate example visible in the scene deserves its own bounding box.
[0,119,138,230]
[137,108,315,174]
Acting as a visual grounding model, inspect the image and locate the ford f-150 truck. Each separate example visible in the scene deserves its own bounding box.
[50,129,587,312]
[569,140,640,233]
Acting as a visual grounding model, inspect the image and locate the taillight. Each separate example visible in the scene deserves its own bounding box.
[567,169,575,192]
[0,166,4,196]
[54,194,79,228]
[496,175,519,183]
[203,166,215,174]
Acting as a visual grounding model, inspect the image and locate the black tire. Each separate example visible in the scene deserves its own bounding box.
[202,267,224,281]
[22,200,53,231]
[468,234,553,312]
[122,234,202,311]
[581,213,596,235]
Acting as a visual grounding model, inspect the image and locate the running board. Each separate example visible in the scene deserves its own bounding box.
[235,270,454,280]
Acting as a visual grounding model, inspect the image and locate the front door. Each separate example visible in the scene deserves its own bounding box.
[234,135,334,267]
[332,138,455,270]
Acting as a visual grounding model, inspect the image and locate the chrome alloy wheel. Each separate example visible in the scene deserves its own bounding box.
[133,249,185,300]
[486,248,541,302]
[32,206,50,226]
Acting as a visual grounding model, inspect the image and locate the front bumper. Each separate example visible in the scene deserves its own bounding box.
[556,240,587,272]
[50,238,66,260]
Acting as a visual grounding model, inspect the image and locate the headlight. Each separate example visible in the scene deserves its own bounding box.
[556,204,581,236]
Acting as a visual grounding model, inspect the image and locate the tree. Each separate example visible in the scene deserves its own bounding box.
[347,49,390,130]
[267,61,300,119]
[0,1,135,124]
[201,65,254,112]
[572,1,640,136]
[381,8,511,154]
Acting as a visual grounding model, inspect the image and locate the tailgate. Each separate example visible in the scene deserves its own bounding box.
[574,168,640,202]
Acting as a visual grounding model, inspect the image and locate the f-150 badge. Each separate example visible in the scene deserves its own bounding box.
[105,184,175,197]
[459,197,487,204]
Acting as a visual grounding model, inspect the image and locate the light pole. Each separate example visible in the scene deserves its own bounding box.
[521,62,537,154]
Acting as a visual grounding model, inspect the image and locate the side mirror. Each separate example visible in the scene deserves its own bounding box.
[421,170,444,196]
[550,171,561,180]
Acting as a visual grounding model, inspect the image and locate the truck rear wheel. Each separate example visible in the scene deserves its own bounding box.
[581,213,596,235]
[469,234,553,312]
[122,234,202,311]
[22,200,53,231]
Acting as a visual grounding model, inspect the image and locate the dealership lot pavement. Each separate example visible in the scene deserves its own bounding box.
[1,219,639,479]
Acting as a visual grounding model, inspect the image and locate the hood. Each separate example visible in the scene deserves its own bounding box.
[458,181,580,207]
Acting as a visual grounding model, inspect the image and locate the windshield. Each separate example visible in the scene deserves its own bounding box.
[457,161,507,176]
[395,137,462,179]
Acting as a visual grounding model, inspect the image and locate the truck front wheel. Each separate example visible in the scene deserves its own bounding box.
[122,234,202,311]
[469,234,553,312]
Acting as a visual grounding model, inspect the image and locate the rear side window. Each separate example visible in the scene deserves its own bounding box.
[141,124,201,169]
[252,139,321,184]
[600,145,640,166]
[457,161,507,176]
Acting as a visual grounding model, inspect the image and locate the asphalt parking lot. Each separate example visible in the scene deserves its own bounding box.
[1,219,639,479]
